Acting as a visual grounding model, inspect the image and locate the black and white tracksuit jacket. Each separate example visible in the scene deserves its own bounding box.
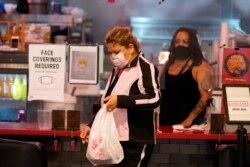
[101,53,161,144]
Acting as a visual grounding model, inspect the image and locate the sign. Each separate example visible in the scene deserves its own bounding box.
[222,48,250,84]
[68,45,99,84]
[28,44,66,102]
[223,84,250,124]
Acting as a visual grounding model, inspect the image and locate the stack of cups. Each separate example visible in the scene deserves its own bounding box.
[37,109,51,130]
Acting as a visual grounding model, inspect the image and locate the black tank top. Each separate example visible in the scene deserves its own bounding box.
[160,69,205,125]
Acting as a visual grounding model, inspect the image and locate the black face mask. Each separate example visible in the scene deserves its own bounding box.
[172,46,192,60]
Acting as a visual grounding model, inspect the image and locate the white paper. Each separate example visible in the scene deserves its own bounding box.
[226,87,250,121]
[172,124,205,131]
[28,44,66,102]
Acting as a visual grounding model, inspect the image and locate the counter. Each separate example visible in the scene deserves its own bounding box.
[157,126,250,140]
[0,122,80,137]
[0,122,249,141]
[1,122,249,167]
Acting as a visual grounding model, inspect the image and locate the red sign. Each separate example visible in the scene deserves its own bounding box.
[108,0,115,3]
[221,48,250,84]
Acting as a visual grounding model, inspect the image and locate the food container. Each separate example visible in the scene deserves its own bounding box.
[25,23,51,44]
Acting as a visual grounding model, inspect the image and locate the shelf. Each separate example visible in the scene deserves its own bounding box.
[0,14,74,27]
[0,51,28,64]
[0,97,26,101]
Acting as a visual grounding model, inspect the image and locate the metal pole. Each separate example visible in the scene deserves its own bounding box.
[237,124,247,167]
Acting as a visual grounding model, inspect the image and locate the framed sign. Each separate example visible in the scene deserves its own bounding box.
[222,84,250,124]
[68,45,99,84]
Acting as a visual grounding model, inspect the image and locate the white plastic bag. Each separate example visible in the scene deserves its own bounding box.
[86,105,124,166]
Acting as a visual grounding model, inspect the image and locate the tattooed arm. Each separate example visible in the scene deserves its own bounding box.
[181,60,213,128]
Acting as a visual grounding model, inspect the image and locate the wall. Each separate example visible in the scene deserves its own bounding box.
[2,0,249,53]
[0,1,249,166]
[67,0,250,45]
[27,96,100,126]
[2,135,223,167]
[65,0,250,74]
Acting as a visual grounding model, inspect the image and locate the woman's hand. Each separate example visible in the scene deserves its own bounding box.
[80,126,90,144]
[181,118,193,128]
[104,95,117,112]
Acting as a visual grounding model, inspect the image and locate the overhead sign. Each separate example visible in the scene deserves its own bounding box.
[28,44,66,102]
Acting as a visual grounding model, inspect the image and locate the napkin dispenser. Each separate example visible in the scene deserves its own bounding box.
[52,110,65,130]
[210,113,225,133]
[66,110,80,130]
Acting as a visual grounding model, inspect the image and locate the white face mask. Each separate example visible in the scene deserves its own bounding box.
[110,52,128,69]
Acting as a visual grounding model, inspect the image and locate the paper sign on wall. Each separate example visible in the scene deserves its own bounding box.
[222,48,250,84]
[28,44,66,102]
[223,85,250,123]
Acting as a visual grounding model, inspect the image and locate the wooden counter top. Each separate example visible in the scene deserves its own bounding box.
[0,122,249,141]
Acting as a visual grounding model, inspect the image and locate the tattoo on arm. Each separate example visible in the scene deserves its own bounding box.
[200,71,212,91]
[191,100,207,116]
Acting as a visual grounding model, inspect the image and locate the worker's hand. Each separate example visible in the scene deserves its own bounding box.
[181,117,193,128]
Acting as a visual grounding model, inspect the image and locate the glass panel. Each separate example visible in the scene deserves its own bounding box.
[0,73,28,122]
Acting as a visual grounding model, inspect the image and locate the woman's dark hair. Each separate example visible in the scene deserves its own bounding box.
[166,27,204,69]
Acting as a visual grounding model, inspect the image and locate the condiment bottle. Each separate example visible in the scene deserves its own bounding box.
[18,110,25,122]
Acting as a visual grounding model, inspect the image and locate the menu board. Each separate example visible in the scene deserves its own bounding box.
[222,48,250,84]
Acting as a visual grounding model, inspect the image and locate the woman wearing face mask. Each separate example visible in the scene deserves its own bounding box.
[80,26,161,167]
[159,27,213,127]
